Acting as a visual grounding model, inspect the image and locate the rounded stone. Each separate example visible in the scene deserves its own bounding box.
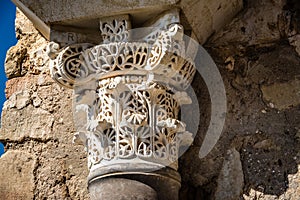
[89,178,158,200]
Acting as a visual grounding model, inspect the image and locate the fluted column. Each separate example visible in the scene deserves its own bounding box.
[48,10,195,200]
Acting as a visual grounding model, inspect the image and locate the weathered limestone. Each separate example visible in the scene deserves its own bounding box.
[5,9,50,79]
[214,148,244,200]
[4,46,27,78]
[0,150,35,200]
[0,10,89,198]
[180,0,243,43]
[0,73,89,199]
[209,0,285,46]
[0,75,61,141]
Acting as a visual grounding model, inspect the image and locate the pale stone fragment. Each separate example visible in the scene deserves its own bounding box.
[215,148,244,200]
[181,0,243,43]
[15,8,37,37]
[4,45,27,78]
[289,34,300,57]
[5,90,31,109]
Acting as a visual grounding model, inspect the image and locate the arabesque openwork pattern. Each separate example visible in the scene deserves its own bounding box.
[49,23,195,90]
[75,76,192,169]
[48,13,196,171]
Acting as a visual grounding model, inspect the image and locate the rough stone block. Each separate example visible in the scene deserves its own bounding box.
[1,105,55,141]
[215,148,244,200]
[0,74,73,142]
[209,0,285,46]
[15,0,242,45]
[15,8,38,38]
[181,0,243,43]
[17,0,179,24]
[5,45,27,78]
[261,79,300,110]
[33,141,88,199]
[0,150,35,200]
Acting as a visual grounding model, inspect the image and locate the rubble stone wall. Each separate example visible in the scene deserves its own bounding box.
[0,10,89,200]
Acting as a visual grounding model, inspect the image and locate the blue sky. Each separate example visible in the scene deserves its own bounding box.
[0,0,17,156]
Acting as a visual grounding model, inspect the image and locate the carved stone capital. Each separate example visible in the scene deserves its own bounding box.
[48,10,196,199]
[74,75,194,171]
[48,23,195,90]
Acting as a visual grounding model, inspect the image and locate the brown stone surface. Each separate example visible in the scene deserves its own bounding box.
[4,46,26,78]
[4,9,50,79]
[33,141,88,199]
[180,0,300,199]
[1,75,67,141]
[0,9,89,199]
[261,80,300,110]
[209,0,285,46]
[181,0,243,43]
[0,150,35,200]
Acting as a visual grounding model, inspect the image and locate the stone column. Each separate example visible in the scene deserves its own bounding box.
[48,10,195,200]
